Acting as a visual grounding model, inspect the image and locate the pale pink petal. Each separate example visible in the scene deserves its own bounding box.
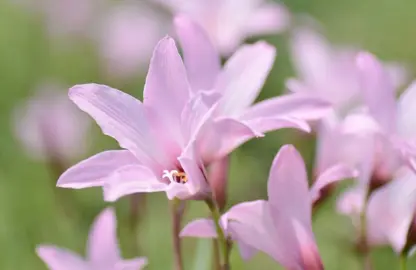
[224,200,268,231]
[36,246,88,270]
[268,145,311,228]
[340,112,381,136]
[180,91,221,144]
[57,150,137,189]
[215,41,276,116]
[174,15,221,91]
[243,116,311,135]
[199,117,262,163]
[178,142,209,197]
[336,186,366,217]
[180,218,217,238]
[290,28,333,85]
[103,165,166,202]
[356,52,397,132]
[310,164,359,203]
[143,36,191,153]
[236,241,257,261]
[245,3,290,35]
[87,208,120,266]
[69,84,166,171]
[292,219,324,269]
[397,81,416,139]
[240,94,332,122]
[115,258,148,270]
[366,169,416,253]
[228,222,282,264]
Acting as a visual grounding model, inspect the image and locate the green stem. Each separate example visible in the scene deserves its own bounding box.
[170,199,185,270]
[205,199,230,270]
[358,191,372,270]
[399,253,408,270]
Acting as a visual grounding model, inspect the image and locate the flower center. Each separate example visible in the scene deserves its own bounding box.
[162,170,188,184]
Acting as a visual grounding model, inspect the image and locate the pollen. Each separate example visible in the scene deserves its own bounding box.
[162,170,188,184]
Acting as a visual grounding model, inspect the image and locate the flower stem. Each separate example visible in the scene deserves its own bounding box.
[358,191,372,270]
[399,253,408,270]
[205,199,230,270]
[170,199,185,270]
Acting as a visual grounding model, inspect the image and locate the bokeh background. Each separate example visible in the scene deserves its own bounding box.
[1,0,416,269]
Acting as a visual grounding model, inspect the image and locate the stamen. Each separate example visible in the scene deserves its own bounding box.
[162,170,188,184]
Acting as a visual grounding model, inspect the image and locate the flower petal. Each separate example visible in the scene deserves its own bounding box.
[366,169,416,253]
[69,84,166,170]
[180,218,217,238]
[181,91,221,144]
[243,116,311,135]
[310,163,358,203]
[223,200,268,232]
[356,52,397,132]
[115,258,148,270]
[178,142,209,198]
[87,208,120,266]
[36,246,88,270]
[143,36,191,153]
[174,15,221,91]
[245,3,290,35]
[199,117,262,163]
[397,81,416,139]
[268,145,312,228]
[57,150,138,189]
[240,94,332,123]
[215,41,276,116]
[228,222,281,264]
[103,165,166,202]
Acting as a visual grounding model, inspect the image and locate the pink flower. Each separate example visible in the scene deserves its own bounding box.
[15,0,99,39]
[57,31,331,201]
[13,83,91,162]
[181,145,356,268]
[160,0,290,55]
[334,53,416,244]
[287,28,408,117]
[36,207,148,270]
[94,1,170,79]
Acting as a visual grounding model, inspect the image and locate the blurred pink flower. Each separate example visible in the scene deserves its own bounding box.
[13,83,91,162]
[287,28,408,117]
[14,0,99,38]
[160,0,290,55]
[57,30,331,201]
[36,207,148,270]
[181,145,356,267]
[334,53,416,246]
[94,1,170,79]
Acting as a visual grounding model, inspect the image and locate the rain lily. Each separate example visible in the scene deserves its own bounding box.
[58,22,331,201]
[13,83,91,162]
[287,28,408,117]
[160,0,290,55]
[14,0,99,39]
[181,145,356,268]
[334,53,416,245]
[36,207,148,270]
[94,1,169,79]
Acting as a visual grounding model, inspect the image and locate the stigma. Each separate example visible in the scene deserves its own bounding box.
[163,170,188,184]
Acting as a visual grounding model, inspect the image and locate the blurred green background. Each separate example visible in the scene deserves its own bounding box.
[1,0,416,269]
